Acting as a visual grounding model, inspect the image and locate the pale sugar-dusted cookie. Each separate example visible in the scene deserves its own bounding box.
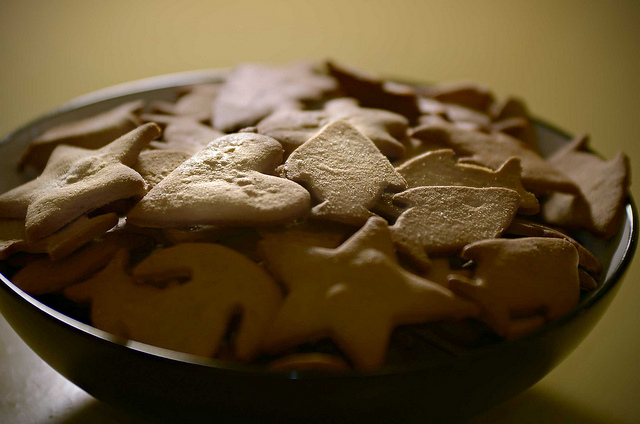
[396,149,539,214]
[127,132,311,227]
[411,120,577,194]
[0,123,160,241]
[390,186,520,270]
[542,134,631,238]
[284,120,406,226]
[448,237,580,338]
[18,100,144,171]
[259,216,478,369]
[122,243,283,360]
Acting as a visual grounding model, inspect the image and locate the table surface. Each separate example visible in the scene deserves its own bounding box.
[1,1,639,423]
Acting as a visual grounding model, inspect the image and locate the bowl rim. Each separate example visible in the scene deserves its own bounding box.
[0,69,637,380]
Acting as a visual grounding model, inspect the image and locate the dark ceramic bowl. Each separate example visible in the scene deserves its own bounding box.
[0,71,636,423]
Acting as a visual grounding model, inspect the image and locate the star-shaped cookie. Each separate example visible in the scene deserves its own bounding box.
[259,216,478,369]
[0,123,160,241]
[284,120,406,226]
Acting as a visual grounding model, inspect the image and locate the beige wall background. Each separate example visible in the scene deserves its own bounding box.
[1,1,639,423]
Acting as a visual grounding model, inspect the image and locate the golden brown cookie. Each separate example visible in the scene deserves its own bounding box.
[411,119,577,194]
[10,232,151,295]
[212,62,337,132]
[396,149,539,214]
[259,216,478,369]
[0,123,160,241]
[268,353,350,372]
[541,134,631,238]
[284,120,406,226]
[121,243,283,360]
[448,237,580,338]
[426,81,494,112]
[18,100,144,171]
[390,186,520,270]
[127,132,311,228]
[256,108,328,156]
[63,250,161,335]
[490,96,538,148]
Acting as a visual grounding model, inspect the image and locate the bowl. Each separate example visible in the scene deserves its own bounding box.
[0,70,636,423]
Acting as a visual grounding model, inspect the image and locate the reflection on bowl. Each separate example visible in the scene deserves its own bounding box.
[0,71,636,422]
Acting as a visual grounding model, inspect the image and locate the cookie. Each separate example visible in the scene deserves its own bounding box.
[10,232,151,295]
[132,150,192,190]
[212,62,337,132]
[18,100,144,171]
[411,119,578,194]
[268,353,350,372]
[490,96,538,148]
[541,134,631,238]
[505,217,602,277]
[448,237,580,338]
[259,216,478,369]
[284,120,406,226]
[150,83,219,122]
[0,123,160,241]
[142,113,224,154]
[425,81,494,112]
[257,99,409,159]
[63,249,161,335]
[396,149,539,214]
[121,243,283,360]
[390,186,520,270]
[327,61,421,123]
[127,132,311,227]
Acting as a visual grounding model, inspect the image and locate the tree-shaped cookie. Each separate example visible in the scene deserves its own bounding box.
[212,62,337,132]
[119,243,283,360]
[411,120,577,194]
[127,132,311,227]
[18,100,144,171]
[390,186,520,270]
[284,120,406,226]
[0,123,160,241]
[542,135,630,238]
[448,237,580,338]
[259,216,478,369]
[396,149,539,214]
[63,249,161,335]
[257,99,409,159]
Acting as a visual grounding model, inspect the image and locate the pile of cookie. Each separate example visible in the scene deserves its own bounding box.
[0,61,630,371]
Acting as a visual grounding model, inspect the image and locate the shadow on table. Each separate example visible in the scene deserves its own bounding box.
[57,385,619,424]
[465,386,618,424]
